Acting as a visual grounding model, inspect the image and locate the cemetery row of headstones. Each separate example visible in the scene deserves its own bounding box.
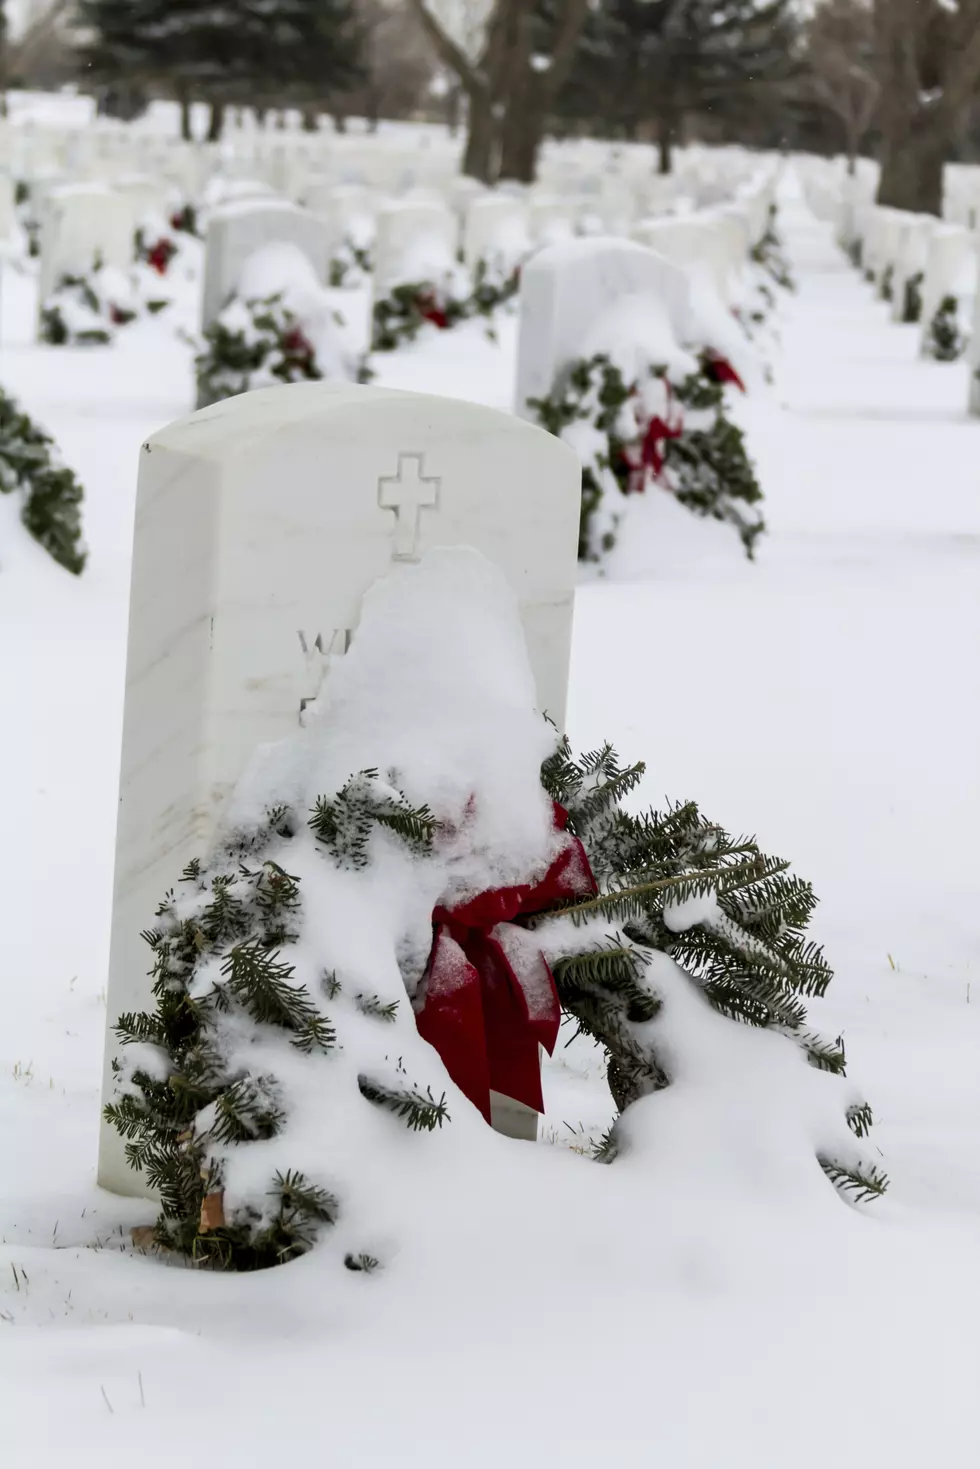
[799,156,980,408]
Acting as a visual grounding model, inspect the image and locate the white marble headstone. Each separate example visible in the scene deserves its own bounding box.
[201,199,329,327]
[515,235,691,417]
[462,195,531,272]
[920,224,971,349]
[38,183,133,310]
[99,382,582,1193]
[373,199,458,294]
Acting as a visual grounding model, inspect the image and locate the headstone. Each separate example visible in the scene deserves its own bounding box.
[920,223,971,348]
[98,382,582,1193]
[890,213,934,323]
[201,198,329,327]
[528,193,575,246]
[373,199,458,294]
[38,183,133,312]
[462,195,531,272]
[305,181,377,258]
[515,236,691,418]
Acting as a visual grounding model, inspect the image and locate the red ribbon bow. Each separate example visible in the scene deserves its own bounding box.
[417,289,449,330]
[416,803,597,1122]
[703,352,746,392]
[147,239,175,277]
[621,379,683,494]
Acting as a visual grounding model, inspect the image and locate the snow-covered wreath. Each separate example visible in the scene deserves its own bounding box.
[924,294,967,362]
[0,385,86,573]
[106,550,885,1274]
[529,349,764,561]
[195,243,369,408]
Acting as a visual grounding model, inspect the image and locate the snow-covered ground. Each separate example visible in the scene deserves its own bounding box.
[2,180,980,1467]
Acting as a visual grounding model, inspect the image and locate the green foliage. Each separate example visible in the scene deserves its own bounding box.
[669,369,765,559]
[540,738,885,1204]
[310,768,438,867]
[77,0,366,115]
[328,236,373,287]
[924,295,966,361]
[750,211,796,293]
[371,280,469,351]
[528,352,765,561]
[880,264,894,302]
[106,787,445,1272]
[902,270,924,324]
[0,387,86,573]
[195,292,325,407]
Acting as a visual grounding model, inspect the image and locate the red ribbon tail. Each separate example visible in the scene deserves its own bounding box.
[415,926,492,1122]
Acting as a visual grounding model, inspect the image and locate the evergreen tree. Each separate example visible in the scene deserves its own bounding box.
[558,0,799,171]
[77,0,365,137]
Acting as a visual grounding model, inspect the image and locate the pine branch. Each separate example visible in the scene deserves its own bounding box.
[358,1075,450,1131]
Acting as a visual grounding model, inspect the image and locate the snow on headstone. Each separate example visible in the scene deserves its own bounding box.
[528,193,575,246]
[99,381,582,1193]
[38,183,133,316]
[373,199,458,294]
[514,235,691,418]
[201,199,329,328]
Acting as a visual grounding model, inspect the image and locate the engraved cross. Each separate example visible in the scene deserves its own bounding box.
[378,453,440,561]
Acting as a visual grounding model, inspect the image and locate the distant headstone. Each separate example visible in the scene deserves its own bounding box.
[98,382,582,1193]
[514,236,691,417]
[373,199,458,294]
[38,183,132,312]
[201,199,329,327]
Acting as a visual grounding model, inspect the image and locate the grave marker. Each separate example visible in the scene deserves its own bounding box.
[99,382,582,1192]
[201,199,329,328]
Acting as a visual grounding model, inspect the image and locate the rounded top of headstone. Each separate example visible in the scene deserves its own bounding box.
[143,382,582,471]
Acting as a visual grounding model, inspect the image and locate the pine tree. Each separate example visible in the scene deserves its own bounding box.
[0,387,86,574]
[539,740,887,1202]
[558,0,798,172]
[77,0,365,132]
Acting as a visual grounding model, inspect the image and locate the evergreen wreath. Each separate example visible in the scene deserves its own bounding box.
[195,292,326,407]
[750,209,796,294]
[0,385,86,573]
[38,257,150,345]
[528,352,764,562]
[923,294,967,361]
[170,203,201,237]
[107,736,885,1273]
[328,236,374,287]
[538,739,885,1202]
[135,226,179,279]
[880,264,894,302]
[845,237,863,271]
[902,271,924,324]
[371,279,470,351]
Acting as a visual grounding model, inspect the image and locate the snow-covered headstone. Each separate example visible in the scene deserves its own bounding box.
[373,199,458,294]
[201,199,329,328]
[38,183,133,317]
[462,195,531,272]
[99,382,582,1193]
[515,236,691,417]
[920,224,972,350]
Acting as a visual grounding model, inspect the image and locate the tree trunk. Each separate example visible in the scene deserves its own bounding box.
[462,88,497,183]
[178,90,193,143]
[877,120,946,216]
[498,93,545,183]
[656,112,674,175]
[446,85,461,137]
[206,101,225,144]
